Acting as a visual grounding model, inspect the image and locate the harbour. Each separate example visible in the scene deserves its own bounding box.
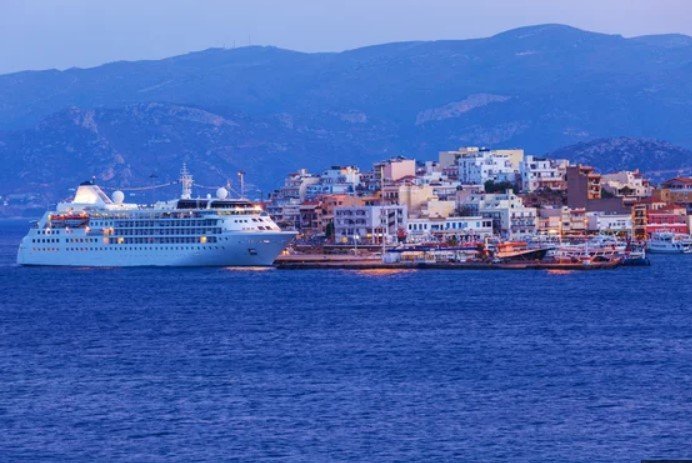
[1,6,691,462]
[10,153,691,269]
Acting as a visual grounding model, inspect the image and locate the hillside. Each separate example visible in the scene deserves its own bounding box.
[0,24,691,203]
[548,137,692,180]
[2,24,691,140]
[0,103,396,201]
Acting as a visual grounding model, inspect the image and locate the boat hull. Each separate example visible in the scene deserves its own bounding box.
[17,231,296,267]
[646,246,688,254]
[495,248,549,262]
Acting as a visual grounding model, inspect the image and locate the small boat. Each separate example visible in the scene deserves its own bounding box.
[620,240,651,266]
[48,212,90,228]
[492,241,549,262]
[552,237,623,263]
[646,232,692,254]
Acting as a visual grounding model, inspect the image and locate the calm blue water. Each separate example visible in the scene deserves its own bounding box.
[0,219,690,462]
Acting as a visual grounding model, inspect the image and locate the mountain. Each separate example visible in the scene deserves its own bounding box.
[0,103,396,202]
[0,24,691,203]
[548,137,692,180]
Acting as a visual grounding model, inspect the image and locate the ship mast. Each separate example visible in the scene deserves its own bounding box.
[237,171,246,199]
[180,163,193,199]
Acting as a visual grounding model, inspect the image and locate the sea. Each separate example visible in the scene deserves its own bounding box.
[0,219,690,462]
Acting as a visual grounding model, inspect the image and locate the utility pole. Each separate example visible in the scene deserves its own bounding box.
[381,208,387,255]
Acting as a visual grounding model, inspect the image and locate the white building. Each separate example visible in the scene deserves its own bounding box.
[270,169,320,202]
[429,180,462,201]
[601,170,652,199]
[266,199,302,230]
[520,155,569,192]
[587,212,633,234]
[268,169,321,229]
[334,205,407,244]
[439,146,480,170]
[407,216,493,240]
[462,191,537,237]
[306,165,361,197]
[457,149,523,186]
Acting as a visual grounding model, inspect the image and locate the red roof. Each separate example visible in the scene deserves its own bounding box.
[663,177,692,186]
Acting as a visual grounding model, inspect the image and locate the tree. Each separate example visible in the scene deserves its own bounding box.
[484,180,514,193]
[325,220,335,241]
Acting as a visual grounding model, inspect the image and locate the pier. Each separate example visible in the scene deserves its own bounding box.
[274,254,623,271]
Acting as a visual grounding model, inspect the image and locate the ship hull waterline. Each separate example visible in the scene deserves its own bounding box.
[17,231,296,267]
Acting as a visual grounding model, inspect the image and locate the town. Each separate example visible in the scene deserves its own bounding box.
[264,146,692,267]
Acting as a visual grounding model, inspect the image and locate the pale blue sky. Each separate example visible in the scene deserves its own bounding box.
[1,0,690,74]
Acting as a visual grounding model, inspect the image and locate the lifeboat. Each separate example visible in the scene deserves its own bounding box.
[48,212,90,228]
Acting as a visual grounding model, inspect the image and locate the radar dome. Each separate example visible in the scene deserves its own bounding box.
[112,190,125,204]
[216,187,229,199]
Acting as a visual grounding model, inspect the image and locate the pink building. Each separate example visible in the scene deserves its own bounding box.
[382,158,416,183]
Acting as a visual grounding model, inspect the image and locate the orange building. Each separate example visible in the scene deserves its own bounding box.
[655,177,692,210]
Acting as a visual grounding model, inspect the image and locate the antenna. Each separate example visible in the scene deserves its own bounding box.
[180,163,193,199]
[237,171,246,198]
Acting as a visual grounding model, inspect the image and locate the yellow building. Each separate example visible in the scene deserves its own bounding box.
[492,149,524,172]
[422,199,456,218]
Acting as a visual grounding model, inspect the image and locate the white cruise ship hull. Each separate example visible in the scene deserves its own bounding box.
[17,231,295,267]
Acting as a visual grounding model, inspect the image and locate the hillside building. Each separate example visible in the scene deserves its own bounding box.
[566,164,628,213]
[601,170,652,201]
[462,190,537,237]
[520,155,569,192]
[457,148,522,186]
[656,177,692,211]
[334,205,407,244]
[306,166,361,197]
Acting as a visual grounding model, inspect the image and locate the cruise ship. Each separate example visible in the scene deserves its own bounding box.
[17,168,296,266]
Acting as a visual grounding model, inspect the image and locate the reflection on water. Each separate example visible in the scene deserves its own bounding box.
[223,266,274,272]
[546,269,574,276]
[354,268,416,277]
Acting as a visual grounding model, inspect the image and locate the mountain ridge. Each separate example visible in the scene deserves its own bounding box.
[1,103,689,205]
[0,24,690,204]
[1,24,690,129]
[549,137,692,177]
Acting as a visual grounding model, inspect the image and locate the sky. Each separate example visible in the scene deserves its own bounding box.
[1,0,690,74]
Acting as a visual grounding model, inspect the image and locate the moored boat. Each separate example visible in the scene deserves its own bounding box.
[492,241,550,262]
[646,232,692,254]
